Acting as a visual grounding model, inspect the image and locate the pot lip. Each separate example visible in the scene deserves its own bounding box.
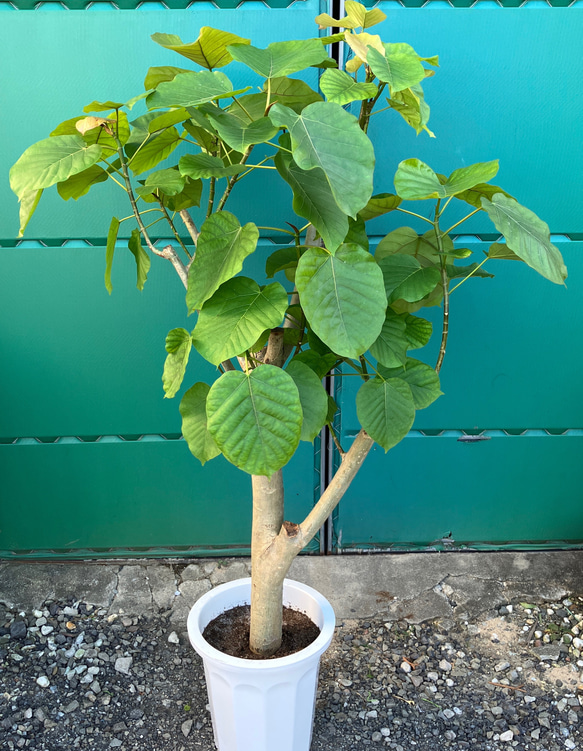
[187,577,335,669]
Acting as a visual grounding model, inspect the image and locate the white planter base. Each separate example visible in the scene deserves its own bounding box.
[187,578,335,751]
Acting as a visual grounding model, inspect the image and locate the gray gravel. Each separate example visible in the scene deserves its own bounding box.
[1,594,582,750]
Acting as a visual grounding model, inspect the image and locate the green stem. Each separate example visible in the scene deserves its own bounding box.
[449,257,490,294]
[395,207,435,225]
[158,200,192,260]
[433,204,449,374]
[443,208,481,236]
[217,145,254,212]
[207,177,216,219]
[256,226,296,236]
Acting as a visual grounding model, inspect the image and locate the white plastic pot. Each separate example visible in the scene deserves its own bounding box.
[187,577,335,751]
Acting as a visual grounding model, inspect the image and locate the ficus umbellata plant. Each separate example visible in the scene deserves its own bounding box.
[10,1,567,657]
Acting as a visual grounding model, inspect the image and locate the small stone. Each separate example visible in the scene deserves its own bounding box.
[495,661,511,673]
[181,719,193,738]
[36,676,50,688]
[109,740,122,749]
[443,709,455,719]
[371,732,382,742]
[65,621,76,631]
[532,644,562,661]
[380,728,391,737]
[40,625,53,636]
[524,696,536,703]
[565,741,576,750]
[113,722,127,733]
[444,730,456,741]
[499,730,514,742]
[427,672,439,682]
[10,621,27,640]
[114,656,133,675]
[168,631,180,645]
[366,710,378,719]
[572,637,583,650]
[400,661,411,673]
[439,659,452,672]
[338,678,352,687]
[531,728,541,740]
[63,701,79,714]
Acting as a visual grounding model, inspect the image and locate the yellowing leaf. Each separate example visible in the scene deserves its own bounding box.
[344,31,385,64]
[75,116,114,136]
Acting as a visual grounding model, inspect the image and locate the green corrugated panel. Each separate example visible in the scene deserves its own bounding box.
[6,0,309,9]
[336,434,583,550]
[0,440,319,557]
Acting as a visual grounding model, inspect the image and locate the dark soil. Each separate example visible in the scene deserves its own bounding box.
[202,604,321,659]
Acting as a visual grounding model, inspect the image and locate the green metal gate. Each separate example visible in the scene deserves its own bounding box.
[1,1,582,558]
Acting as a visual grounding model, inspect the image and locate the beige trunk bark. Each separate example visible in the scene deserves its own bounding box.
[248,430,375,657]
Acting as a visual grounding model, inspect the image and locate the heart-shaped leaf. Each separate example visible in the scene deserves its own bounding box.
[186,212,259,312]
[369,309,408,368]
[378,358,442,409]
[162,328,192,399]
[378,254,440,303]
[147,70,236,110]
[295,244,386,359]
[481,194,567,285]
[151,28,250,70]
[192,277,288,366]
[228,38,329,78]
[356,377,416,451]
[286,359,329,442]
[206,366,302,475]
[270,101,374,219]
[180,383,221,465]
[320,68,378,105]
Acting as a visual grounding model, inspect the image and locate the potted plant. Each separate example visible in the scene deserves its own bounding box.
[9,2,567,749]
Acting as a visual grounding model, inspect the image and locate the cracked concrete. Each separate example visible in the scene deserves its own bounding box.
[0,552,582,630]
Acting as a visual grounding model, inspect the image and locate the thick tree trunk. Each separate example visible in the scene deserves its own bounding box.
[248,431,375,657]
[249,471,286,656]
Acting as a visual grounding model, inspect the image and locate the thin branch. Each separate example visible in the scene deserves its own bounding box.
[179,210,199,246]
[221,359,236,372]
[394,207,435,225]
[443,208,481,236]
[327,422,345,457]
[216,145,254,212]
[113,133,188,289]
[158,200,192,260]
[206,177,216,219]
[449,257,490,294]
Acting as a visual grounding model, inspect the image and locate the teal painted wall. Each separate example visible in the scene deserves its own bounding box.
[1,1,582,556]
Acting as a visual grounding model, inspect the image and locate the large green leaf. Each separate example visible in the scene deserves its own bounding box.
[487,242,523,261]
[192,277,288,366]
[228,38,329,79]
[403,314,432,350]
[104,217,120,295]
[268,77,323,112]
[57,164,108,201]
[375,227,450,265]
[127,128,182,175]
[203,108,278,152]
[456,182,514,210]
[144,66,191,91]
[206,366,302,475]
[163,178,203,212]
[394,158,499,201]
[179,153,247,180]
[274,149,349,253]
[147,108,191,133]
[366,44,426,94]
[292,350,338,380]
[10,135,102,198]
[389,84,434,137]
[378,358,442,409]
[481,194,567,285]
[151,28,250,70]
[378,254,441,303]
[146,70,236,109]
[127,229,151,291]
[162,328,192,399]
[136,168,186,198]
[369,309,408,368]
[265,246,305,278]
[269,101,374,218]
[356,377,415,451]
[359,193,402,222]
[286,359,329,442]
[186,212,259,312]
[320,68,378,105]
[295,244,387,359]
[180,383,221,465]
[17,189,43,238]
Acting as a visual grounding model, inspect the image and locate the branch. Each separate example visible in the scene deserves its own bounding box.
[435,264,449,374]
[216,145,254,212]
[179,210,199,246]
[263,328,285,367]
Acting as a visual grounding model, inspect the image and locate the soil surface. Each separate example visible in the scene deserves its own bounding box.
[202,604,321,659]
